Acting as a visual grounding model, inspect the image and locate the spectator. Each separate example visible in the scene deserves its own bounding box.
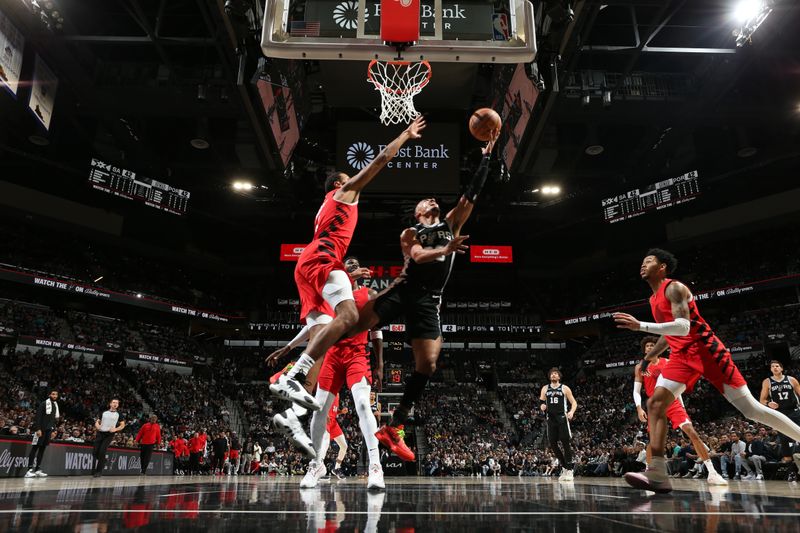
[743,431,768,480]
[25,389,61,479]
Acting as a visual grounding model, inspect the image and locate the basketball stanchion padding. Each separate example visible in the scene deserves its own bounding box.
[380,0,421,43]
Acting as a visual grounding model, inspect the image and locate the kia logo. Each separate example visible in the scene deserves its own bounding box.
[482,249,500,255]
[292,247,304,254]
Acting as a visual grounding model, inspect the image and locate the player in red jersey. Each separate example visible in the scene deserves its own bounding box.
[633,336,726,485]
[299,256,386,489]
[615,248,800,493]
[270,117,425,412]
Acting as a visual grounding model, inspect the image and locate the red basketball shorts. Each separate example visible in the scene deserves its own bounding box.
[661,342,747,393]
[317,345,372,394]
[294,252,340,323]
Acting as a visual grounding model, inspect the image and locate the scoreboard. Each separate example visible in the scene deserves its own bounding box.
[88,158,190,215]
[602,170,700,224]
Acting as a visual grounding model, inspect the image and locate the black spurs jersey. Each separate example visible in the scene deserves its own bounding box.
[545,384,567,418]
[400,220,455,294]
[769,376,799,412]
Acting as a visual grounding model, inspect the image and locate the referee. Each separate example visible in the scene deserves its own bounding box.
[91,399,125,478]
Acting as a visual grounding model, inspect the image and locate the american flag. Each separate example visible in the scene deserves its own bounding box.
[289,20,321,37]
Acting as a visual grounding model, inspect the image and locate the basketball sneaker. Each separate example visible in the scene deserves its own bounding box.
[272,410,316,458]
[706,470,728,486]
[559,469,574,482]
[34,470,48,478]
[24,469,37,479]
[624,470,673,494]
[269,374,321,411]
[375,425,415,462]
[332,468,345,480]
[367,463,385,490]
[300,460,327,488]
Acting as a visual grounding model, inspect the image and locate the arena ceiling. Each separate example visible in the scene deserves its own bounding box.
[0,0,799,260]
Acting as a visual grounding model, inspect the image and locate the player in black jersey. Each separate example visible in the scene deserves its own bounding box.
[336,133,499,461]
[539,368,578,481]
[760,360,800,477]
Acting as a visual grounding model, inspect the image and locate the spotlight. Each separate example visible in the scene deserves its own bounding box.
[232,181,254,191]
[733,0,763,23]
[94,276,104,283]
[541,185,561,195]
[136,293,143,298]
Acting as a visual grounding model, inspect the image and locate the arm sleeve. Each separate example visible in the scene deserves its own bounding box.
[287,324,312,349]
[465,154,491,203]
[633,381,643,407]
[638,317,690,336]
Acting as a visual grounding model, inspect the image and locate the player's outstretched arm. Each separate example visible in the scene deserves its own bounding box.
[613,282,691,336]
[446,132,499,235]
[337,116,426,203]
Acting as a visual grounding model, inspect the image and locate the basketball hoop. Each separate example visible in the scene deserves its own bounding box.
[367,60,432,126]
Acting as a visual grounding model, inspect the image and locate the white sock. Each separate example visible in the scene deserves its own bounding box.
[703,459,715,474]
[287,354,315,380]
[310,388,335,458]
[351,378,381,466]
[318,431,330,461]
[726,386,800,442]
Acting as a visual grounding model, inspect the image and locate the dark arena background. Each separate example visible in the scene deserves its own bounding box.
[0,0,799,531]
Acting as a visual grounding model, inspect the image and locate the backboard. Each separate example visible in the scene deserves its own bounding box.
[261,0,536,63]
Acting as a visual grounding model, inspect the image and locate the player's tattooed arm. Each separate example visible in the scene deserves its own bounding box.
[338,116,426,202]
[665,281,692,322]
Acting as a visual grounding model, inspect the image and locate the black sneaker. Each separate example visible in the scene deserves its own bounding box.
[332,468,345,479]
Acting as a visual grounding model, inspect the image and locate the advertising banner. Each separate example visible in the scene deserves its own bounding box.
[28,55,58,130]
[280,244,306,261]
[470,245,513,263]
[304,0,494,40]
[0,264,242,323]
[337,121,459,194]
[0,9,24,96]
[0,438,173,477]
[16,336,103,355]
[125,351,192,368]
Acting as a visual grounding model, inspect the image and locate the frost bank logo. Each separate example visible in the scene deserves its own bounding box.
[346,142,375,170]
[333,1,364,30]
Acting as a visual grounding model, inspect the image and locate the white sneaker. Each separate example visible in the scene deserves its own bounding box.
[34,470,48,478]
[367,463,385,490]
[559,469,574,482]
[24,469,36,478]
[300,461,326,488]
[743,474,755,481]
[269,374,321,411]
[755,474,764,480]
[273,410,316,458]
[707,471,728,486]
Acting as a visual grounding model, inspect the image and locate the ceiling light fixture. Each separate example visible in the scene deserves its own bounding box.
[732,0,774,46]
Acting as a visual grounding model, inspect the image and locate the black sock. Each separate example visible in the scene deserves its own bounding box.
[390,371,429,426]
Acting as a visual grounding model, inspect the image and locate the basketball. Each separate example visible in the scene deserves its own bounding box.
[469,108,502,141]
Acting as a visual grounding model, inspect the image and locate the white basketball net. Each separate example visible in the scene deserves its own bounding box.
[367,60,432,125]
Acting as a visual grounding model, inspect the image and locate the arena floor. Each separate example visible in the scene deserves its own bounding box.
[0,476,798,531]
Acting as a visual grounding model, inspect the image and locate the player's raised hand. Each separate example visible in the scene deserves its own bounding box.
[266,345,291,366]
[444,235,469,255]
[613,312,641,331]
[405,115,426,139]
[482,128,500,155]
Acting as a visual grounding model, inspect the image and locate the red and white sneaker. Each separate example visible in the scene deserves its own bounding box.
[375,425,415,462]
[624,470,673,494]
